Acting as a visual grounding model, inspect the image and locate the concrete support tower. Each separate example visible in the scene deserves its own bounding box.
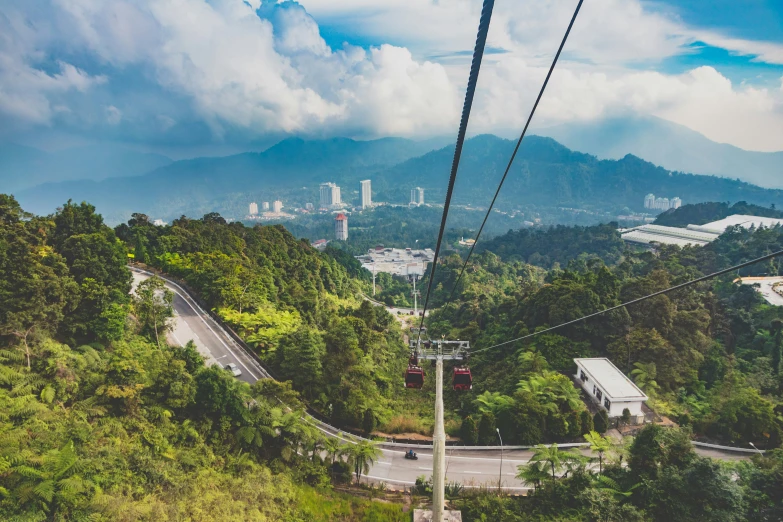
[432,354,446,521]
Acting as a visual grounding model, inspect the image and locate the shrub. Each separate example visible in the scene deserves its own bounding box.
[594,410,609,434]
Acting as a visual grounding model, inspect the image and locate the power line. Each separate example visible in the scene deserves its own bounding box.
[415,0,496,347]
[469,248,783,355]
[447,0,585,303]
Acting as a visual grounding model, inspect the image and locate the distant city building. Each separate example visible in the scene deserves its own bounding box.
[356,247,435,277]
[305,202,314,211]
[458,237,476,247]
[334,213,348,241]
[644,193,680,211]
[410,187,424,206]
[320,182,342,208]
[262,202,270,211]
[273,200,283,213]
[620,214,783,248]
[360,180,372,209]
[249,202,259,215]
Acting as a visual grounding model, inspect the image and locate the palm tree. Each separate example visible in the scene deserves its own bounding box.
[516,460,549,492]
[630,362,660,396]
[595,474,639,502]
[583,430,612,473]
[322,437,344,467]
[518,350,548,374]
[529,443,584,480]
[473,391,516,416]
[344,439,382,485]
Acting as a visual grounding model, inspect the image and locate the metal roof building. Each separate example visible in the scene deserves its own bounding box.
[574,358,648,419]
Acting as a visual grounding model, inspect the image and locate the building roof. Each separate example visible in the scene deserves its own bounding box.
[574,358,648,401]
[335,213,347,221]
[687,214,783,235]
[621,224,718,247]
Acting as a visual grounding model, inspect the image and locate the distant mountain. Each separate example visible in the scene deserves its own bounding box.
[654,202,783,228]
[13,137,445,223]
[540,116,783,189]
[372,134,783,209]
[13,134,783,226]
[0,143,173,192]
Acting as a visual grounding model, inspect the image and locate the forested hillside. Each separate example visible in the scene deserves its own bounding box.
[426,229,783,448]
[477,223,626,268]
[0,195,406,521]
[116,212,413,431]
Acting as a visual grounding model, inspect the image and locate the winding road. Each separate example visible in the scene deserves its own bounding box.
[131,267,756,492]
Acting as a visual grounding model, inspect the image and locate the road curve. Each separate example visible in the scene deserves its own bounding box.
[130,267,753,491]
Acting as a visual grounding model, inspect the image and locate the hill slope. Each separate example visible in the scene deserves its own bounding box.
[14,137,443,223]
[373,134,783,209]
[541,116,783,189]
[15,134,783,225]
[0,143,173,192]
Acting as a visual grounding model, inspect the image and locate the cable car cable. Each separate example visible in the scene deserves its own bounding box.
[469,247,783,355]
[446,0,585,303]
[414,0,496,348]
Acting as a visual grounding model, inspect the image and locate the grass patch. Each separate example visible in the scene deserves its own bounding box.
[296,487,407,522]
[382,414,433,435]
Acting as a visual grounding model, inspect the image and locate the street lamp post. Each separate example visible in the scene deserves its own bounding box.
[496,428,503,491]
[749,442,764,456]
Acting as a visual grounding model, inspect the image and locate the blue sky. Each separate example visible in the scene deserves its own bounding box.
[0,0,781,155]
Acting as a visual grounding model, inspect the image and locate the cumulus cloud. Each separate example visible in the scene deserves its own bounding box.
[0,0,459,141]
[0,0,782,152]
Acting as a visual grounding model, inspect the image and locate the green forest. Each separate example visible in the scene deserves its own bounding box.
[0,195,407,521]
[3,193,783,520]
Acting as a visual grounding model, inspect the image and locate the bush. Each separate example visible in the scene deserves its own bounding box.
[580,410,594,435]
[460,415,479,445]
[621,408,631,426]
[594,410,609,434]
[363,409,376,436]
[477,412,497,445]
[381,415,431,435]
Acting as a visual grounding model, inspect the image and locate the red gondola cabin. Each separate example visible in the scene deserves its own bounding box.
[405,365,425,388]
[452,367,473,391]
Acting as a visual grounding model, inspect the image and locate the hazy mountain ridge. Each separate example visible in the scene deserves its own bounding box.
[12,133,783,226]
[0,143,173,192]
[541,116,783,189]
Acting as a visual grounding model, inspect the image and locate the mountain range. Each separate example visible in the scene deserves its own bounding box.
[8,132,783,226]
[541,116,783,189]
[0,143,173,192]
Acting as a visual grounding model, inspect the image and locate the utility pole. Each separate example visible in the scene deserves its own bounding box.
[496,428,503,491]
[372,264,377,297]
[432,341,445,522]
[411,276,420,315]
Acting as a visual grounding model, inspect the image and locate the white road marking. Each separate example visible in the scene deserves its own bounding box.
[418,466,432,470]
[462,471,482,474]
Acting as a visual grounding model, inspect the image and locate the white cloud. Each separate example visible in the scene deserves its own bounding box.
[1,0,782,152]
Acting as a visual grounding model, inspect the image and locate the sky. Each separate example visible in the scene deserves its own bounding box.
[1,0,782,156]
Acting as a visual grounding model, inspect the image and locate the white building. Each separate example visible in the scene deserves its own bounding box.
[249,202,259,215]
[653,197,670,210]
[273,200,283,213]
[410,187,424,206]
[622,214,783,248]
[262,202,270,211]
[305,202,314,211]
[320,182,342,208]
[360,180,372,209]
[574,358,648,420]
[644,194,656,209]
[334,213,348,241]
[671,197,682,209]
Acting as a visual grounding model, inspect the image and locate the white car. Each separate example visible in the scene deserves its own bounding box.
[225,363,242,377]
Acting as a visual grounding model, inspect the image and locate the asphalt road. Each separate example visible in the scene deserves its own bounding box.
[131,267,754,491]
[740,276,783,306]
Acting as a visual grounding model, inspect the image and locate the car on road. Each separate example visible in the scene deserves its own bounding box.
[225,363,242,377]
